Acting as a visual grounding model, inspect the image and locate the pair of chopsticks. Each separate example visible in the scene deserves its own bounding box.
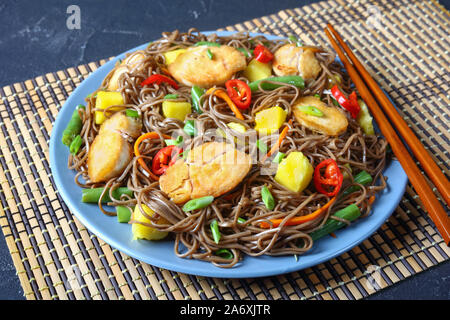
[324,24,450,246]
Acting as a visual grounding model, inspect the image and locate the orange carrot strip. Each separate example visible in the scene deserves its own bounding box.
[134,132,172,181]
[262,119,293,162]
[206,87,245,120]
[260,196,336,228]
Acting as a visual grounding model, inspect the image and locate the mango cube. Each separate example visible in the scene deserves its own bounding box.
[95,91,124,124]
[164,49,187,65]
[254,106,287,135]
[162,100,192,121]
[243,59,272,82]
[132,204,169,241]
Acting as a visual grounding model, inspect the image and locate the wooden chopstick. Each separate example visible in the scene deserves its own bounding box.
[324,25,450,246]
[326,23,450,207]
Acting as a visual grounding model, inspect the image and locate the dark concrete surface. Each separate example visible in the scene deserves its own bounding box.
[0,0,449,300]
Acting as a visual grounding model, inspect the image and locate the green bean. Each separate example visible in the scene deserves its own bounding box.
[309,204,361,241]
[182,196,214,212]
[193,41,221,47]
[272,152,285,164]
[261,186,275,210]
[164,135,184,147]
[116,206,133,223]
[237,217,246,224]
[62,104,85,146]
[191,85,205,114]
[69,135,83,155]
[343,171,373,196]
[164,93,179,100]
[256,140,268,153]
[125,109,139,118]
[215,249,233,259]
[81,187,133,203]
[210,219,221,244]
[248,76,305,92]
[237,47,253,58]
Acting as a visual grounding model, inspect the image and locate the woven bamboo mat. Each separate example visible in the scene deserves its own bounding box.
[0,0,449,300]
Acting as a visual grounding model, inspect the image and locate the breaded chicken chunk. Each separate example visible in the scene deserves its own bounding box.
[272,44,322,80]
[159,142,252,204]
[167,45,247,88]
[88,112,142,183]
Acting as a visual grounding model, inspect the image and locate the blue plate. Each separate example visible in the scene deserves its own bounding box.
[49,31,408,278]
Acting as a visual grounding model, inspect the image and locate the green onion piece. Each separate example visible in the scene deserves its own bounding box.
[314,93,321,100]
[237,47,253,58]
[193,41,221,47]
[215,248,233,259]
[164,93,179,100]
[69,135,83,155]
[81,187,134,203]
[62,104,85,146]
[256,140,268,153]
[182,196,214,212]
[297,105,324,117]
[261,186,275,210]
[165,135,183,146]
[288,35,302,46]
[191,85,205,114]
[237,217,246,224]
[210,219,221,244]
[272,152,286,164]
[248,76,305,92]
[183,120,197,136]
[125,109,139,118]
[206,48,214,60]
[309,204,361,241]
[116,206,133,223]
[343,170,373,196]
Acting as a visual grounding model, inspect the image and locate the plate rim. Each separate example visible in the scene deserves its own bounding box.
[49,30,408,278]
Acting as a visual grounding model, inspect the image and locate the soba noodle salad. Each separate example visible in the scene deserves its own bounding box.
[61,29,389,268]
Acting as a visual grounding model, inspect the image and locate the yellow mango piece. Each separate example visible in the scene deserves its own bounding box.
[164,49,187,65]
[243,59,272,82]
[95,91,124,124]
[254,106,287,135]
[132,204,169,241]
[274,152,313,193]
[357,99,375,135]
[227,122,247,133]
[162,100,192,121]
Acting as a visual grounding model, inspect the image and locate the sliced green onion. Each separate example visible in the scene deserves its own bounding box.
[164,135,183,147]
[193,41,221,47]
[343,170,373,196]
[261,186,275,210]
[182,196,214,212]
[191,85,205,114]
[256,140,268,153]
[314,93,321,100]
[69,135,83,155]
[210,219,221,244]
[116,206,133,223]
[125,109,139,118]
[206,49,214,60]
[297,105,324,117]
[215,248,233,259]
[237,217,246,224]
[183,120,197,136]
[237,47,253,58]
[272,152,286,164]
[164,93,179,100]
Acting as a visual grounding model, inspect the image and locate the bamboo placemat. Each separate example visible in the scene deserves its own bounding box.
[0,0,449,300]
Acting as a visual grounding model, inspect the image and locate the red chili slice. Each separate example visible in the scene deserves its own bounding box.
[253,44,274,63]
[141,74,179,89]
[330,85,360,119]
[225,79,252,109]
[313,159,343,197]
[152,145,182,176]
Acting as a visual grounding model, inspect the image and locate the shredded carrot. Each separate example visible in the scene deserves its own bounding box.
[330,232,337,238]
[134,131,172,181]
[260,196,336,228]
[262,119,293,162]
[368,195,376,205]
[206,87,245,120]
